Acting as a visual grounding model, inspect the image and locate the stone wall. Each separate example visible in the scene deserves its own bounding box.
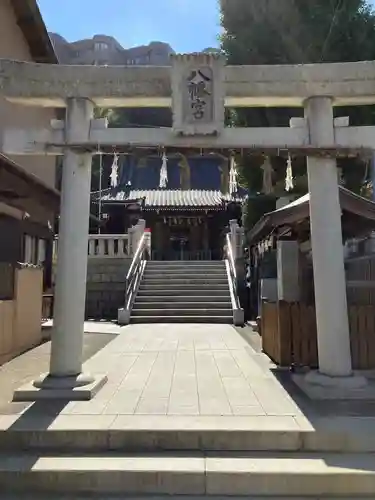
[0,264,43,366]
[85,258,132,320]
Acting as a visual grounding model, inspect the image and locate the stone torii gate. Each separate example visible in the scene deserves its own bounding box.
[1,54,375,399]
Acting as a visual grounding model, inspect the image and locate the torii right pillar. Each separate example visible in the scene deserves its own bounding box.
[304,97,365,385]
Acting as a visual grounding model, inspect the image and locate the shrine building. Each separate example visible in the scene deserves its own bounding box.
[92,152,246,261]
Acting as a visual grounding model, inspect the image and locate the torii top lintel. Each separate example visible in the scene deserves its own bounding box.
[1,54,375,109]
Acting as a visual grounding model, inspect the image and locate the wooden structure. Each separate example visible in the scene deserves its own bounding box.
[0,154,59,289]
[248,186,375,246]
[250,188,375,370]
[261,301,375,370]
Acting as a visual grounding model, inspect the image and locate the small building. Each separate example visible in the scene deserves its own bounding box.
[0,0,59,364]
[92,153,246,261]
[246,187,375,369]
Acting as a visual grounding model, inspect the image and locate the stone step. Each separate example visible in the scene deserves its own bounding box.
[0,452,374,496]
[131,315,233,324]
[139,283,229,290]
[136,295,232,303]
[144,269,226,275]
[147,261,225,266]
[132,308,233,317]
[143,275,227,281]
[146,262,226,268]
[145,268,226,274]
[133,301,232,310]
[141,278,229,285]
[1,416,375,453]
[137,287,230,296]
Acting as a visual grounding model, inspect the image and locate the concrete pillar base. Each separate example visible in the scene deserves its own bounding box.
[233,308,245,327]
[304,370,367,389]
[292,370,371,400]
[13,373,107,402]
[118,308,131,325]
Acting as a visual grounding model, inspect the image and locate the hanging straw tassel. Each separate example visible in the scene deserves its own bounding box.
[285,153,294,192]
[229,154,238,195]
[159,150,168,189]
[109,152,119,188]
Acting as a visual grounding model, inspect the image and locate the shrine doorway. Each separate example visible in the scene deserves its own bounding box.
[169,228,191,261]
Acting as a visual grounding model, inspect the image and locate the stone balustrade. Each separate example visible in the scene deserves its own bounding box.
[88,234,129,258]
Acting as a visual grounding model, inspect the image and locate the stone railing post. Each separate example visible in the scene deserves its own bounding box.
[230,220,244,261]
[144,230,152,258]
[129,219,146,257]
[229,220,238,261]
[236,226,244,260]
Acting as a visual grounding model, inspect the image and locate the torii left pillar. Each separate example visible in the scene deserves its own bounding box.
[14,98,107,401]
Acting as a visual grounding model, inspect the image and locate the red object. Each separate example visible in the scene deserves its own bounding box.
[145,228,151,233]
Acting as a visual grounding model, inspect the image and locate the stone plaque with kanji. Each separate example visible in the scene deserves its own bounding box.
[171,53,225,136]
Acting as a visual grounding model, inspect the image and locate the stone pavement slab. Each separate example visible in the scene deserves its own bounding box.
[2,321,375,438]
[0,332,116,413]
[0,323,302,421]
[59,323,301,418]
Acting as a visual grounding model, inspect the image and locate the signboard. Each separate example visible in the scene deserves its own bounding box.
[171,53,225,137]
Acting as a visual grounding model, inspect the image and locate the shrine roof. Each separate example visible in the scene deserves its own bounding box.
[247,187,375,245]
[0,153,60,212]
[92,189,244,210]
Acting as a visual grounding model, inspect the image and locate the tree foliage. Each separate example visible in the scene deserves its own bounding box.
[220,0,375,228]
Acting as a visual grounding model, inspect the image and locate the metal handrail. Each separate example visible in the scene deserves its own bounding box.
[125,233,147,311]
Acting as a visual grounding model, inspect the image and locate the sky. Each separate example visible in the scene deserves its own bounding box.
[37,0,220,53]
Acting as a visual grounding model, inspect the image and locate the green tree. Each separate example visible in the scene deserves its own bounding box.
[221,0,375,228]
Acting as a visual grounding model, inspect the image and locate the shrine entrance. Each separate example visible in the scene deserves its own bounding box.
[169,228,190,261]
[2,54,375,398]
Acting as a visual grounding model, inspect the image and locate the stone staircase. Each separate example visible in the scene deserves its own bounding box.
[0,416,375,497]
[131,260,233,324]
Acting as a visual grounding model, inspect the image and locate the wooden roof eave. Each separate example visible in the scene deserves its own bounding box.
[0,154,60,213]
[142,205,226,212]
[247,187,375,246]
[11,0,58,64]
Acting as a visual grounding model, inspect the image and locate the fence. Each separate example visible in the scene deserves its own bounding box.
[88,234,130,258]
[42,294,54,321]
[345,255,375,305]
[54,234,131,260]
[261,301,375,370]
[0,262,14,300]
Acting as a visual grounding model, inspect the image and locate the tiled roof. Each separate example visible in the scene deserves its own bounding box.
[93,189,242,209]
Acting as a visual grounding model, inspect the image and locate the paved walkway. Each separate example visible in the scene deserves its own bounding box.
[0,329,116,414]
[2,322,375,425]
[76,323,302,417]
[10,323,301,418]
